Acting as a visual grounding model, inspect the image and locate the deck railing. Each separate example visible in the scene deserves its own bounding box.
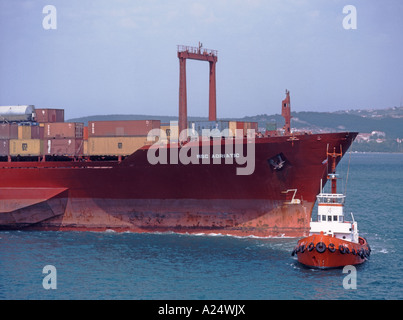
[177,45,218,57]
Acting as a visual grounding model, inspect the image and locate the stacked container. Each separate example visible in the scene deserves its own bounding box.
[160,123,178,143]
[8,123,44,156]
[86,120,160,156]
[35,109,64,123]
[189,120,258,138]
[43,122,84,156]
[0,123,17,156]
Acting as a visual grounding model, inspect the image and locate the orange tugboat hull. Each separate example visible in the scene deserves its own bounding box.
[293,234,370,269]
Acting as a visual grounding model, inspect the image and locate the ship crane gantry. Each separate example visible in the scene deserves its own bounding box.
[177,43,218,142]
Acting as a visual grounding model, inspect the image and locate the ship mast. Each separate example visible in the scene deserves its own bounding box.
[281,90,292,135]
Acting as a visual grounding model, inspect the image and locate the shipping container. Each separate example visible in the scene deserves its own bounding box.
[0,139,9,156]
[0,123,18,139]
[83,140,88,156]
[30,125,44,139]
[88,136,153,156]
[88,120,161,137]
[17,124,44,139]
[242,122,258,137]
[250,122,258,132]
[225,121,258,137]
[18,125,32,139]
[43,138,84,156]
[35,109,64,123]
[160,123,179,143]
[44,122,84,139]
[83,126,88,140]
[229,121,237,137]
[236,121,244,131]
[188,121,230,138]
[9,139,43,156]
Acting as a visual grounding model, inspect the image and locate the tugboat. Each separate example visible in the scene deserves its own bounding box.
[292,148,371,269]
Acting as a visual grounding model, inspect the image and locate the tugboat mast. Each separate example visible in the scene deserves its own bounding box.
[327,146,343,194]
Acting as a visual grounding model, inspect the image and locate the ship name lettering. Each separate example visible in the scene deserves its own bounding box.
[196,153,240,159]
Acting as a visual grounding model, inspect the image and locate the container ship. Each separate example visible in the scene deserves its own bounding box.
[0,45,357,237]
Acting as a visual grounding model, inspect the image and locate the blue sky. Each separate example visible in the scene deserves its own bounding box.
[0,0,402,119]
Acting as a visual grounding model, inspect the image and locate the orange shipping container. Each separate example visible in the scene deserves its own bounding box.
[0,123,18,139]
[88,120,161,137]
[44,122,84,139]
[35,109,64,123]
[43,138,84,156]
[83,126,88,140]
[30,125,44,139]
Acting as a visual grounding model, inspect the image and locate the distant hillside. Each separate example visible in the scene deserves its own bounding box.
[334,106,403,119]
[68,106,403,152]
[289,111,402,139]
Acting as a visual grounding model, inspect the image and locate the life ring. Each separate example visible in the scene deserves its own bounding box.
[300,244,306,253]
[358,249,365,259]
[316,242,326,253]
[351,248,356,255]
[339,245,346,254]
[328,243,336,253]
[307,242,315,252]
[345,247,350,254]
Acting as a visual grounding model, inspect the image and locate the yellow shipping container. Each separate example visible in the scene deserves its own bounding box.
[83,140,88,156]
[229,121,237,137]
[228,121,244,138]
[10,139,43,156]
[160,124,178,142]
[18,126,31,139]
[88,136,154,156]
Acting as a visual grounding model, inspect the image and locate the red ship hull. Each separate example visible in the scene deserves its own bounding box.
[293,234,370,268]
[0,132,357,237]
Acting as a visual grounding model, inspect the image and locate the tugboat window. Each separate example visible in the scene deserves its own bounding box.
[333,215,338,221]
[322,215,326,221]
[328,216,332,221]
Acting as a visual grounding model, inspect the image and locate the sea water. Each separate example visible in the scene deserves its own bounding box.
[0,153,402,300]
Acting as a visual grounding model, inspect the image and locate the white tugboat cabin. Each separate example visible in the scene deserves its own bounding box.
[309,173,359,243]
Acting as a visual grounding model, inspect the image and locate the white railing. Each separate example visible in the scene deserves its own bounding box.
[317,193,345,204]
[177,45,218,57]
